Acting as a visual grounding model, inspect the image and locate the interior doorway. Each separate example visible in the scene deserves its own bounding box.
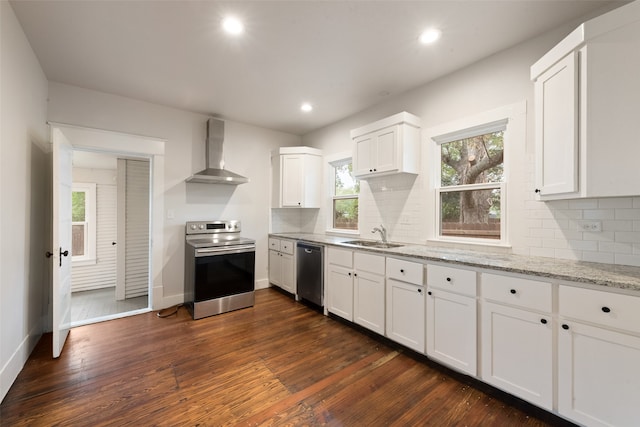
[69,151,150,326]
[50,123,165,354]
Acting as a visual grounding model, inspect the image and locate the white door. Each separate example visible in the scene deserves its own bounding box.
[52,128,74,358]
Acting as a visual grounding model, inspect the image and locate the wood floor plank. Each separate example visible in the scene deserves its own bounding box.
[0,288,571,426]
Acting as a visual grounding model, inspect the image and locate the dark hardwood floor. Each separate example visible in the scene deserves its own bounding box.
[1,288,571,426]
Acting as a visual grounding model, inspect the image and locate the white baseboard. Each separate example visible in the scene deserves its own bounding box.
[255,278,269,290]
[1,325,41,402]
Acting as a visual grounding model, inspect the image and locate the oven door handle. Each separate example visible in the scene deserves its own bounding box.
[195,245,256,257]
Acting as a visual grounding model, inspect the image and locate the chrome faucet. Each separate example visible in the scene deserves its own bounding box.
[372,224,387,244]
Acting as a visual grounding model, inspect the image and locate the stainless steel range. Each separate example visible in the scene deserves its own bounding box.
[184,220,256,319]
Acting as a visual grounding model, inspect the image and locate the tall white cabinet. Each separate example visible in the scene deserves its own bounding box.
[531,1,640,199]
[271,146,322,208]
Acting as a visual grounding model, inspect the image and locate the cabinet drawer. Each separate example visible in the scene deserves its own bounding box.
[386,258,423,285]
[354,252,385,276]
[280,239,294,255]
[268,238,281,251]
[427,264,477,297]
[482,273,552,313]
[559,285,640,334]
[328,247,353,269]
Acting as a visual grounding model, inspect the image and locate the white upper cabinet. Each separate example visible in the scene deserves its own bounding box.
[351,112,421,179]
[531,1,640,199]
[272,146,322,208]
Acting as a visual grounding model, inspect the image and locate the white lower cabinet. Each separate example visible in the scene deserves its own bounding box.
[558,285,640,427]
[481,302,552,410]
[326,248,354,321]
[385,258,425,353]
[354,252,385,334]
[480,273,553,410]
[268,238,295,294]
[426,264,477,375]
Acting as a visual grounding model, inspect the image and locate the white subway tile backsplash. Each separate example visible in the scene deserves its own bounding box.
[568,199,599,210]
[614,254,640,267]
[615,209,640,220]
[599,241,632,254]
[598,198,633,209]
[602,220,633,232]
[583,209,616,220]
[568,239,598,251]
[614,231,640,243]
[554,249,582,260]
[582,251,614,264]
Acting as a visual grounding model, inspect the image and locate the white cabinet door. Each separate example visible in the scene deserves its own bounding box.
[426,289,476,375]
[558,320,640,427]
[268,249,282,287]
[327,264,354,321]
[386,278,425,353]
[481,302,553,410]
[534,51,578,198]
[353,133,376,176]
[373,126,398,174]
[354,270,385,335]
[353,127,398,177]
[281,155,303,207]
[280,252,295,294]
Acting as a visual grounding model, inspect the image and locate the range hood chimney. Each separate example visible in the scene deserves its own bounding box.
[186,118,249,185]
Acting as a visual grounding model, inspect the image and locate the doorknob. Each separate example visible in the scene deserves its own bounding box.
[59,247,69,267]
[46,251,54,258]
[112,242,117,245]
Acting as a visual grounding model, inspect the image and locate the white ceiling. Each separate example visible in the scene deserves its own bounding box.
[10,0,627,135]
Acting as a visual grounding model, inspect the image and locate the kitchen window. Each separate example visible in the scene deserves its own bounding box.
[72,182,97,265]
[429,102,525,246]
[328,157,359,232]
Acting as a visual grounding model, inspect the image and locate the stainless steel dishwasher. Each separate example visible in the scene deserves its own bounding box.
[296,242,323,307]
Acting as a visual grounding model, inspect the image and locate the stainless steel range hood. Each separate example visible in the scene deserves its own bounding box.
[186,118,249,185]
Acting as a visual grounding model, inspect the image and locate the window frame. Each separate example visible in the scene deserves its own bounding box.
[72,182,97,266]
[426,102,525,247]
[326,153,359,235]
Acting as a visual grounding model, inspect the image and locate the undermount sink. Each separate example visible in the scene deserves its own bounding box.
[341,240,404,249]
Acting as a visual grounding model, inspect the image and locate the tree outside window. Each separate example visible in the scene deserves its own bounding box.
[332,160,359,230]
[438,126,505,240]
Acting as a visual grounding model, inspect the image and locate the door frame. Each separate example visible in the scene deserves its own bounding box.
[50,122,165,313]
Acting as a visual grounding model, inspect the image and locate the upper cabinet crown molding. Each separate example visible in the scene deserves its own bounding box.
[531,1,640,200]
[351,112,422,179]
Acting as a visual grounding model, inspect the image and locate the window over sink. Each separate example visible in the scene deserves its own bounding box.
[328,155,359,232]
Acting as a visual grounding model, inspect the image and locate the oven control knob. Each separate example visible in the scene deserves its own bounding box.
[198,224,205,230]
[190,224,197,230]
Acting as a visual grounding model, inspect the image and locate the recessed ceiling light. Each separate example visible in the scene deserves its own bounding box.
[419,28,441,44]
[301,103,313,112]
[222,16,244,35]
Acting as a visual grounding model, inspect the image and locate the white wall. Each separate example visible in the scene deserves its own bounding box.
[0,1,49,402]
[47,82,302,306]
[302,12,640,267]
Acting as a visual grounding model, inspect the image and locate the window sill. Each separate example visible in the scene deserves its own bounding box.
[325,229,360,237]
[427,237,512,249]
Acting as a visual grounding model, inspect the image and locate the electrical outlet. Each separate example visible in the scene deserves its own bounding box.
[577,220,602,232]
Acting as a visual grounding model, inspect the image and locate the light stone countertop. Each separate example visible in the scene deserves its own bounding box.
[269,232,640,293]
